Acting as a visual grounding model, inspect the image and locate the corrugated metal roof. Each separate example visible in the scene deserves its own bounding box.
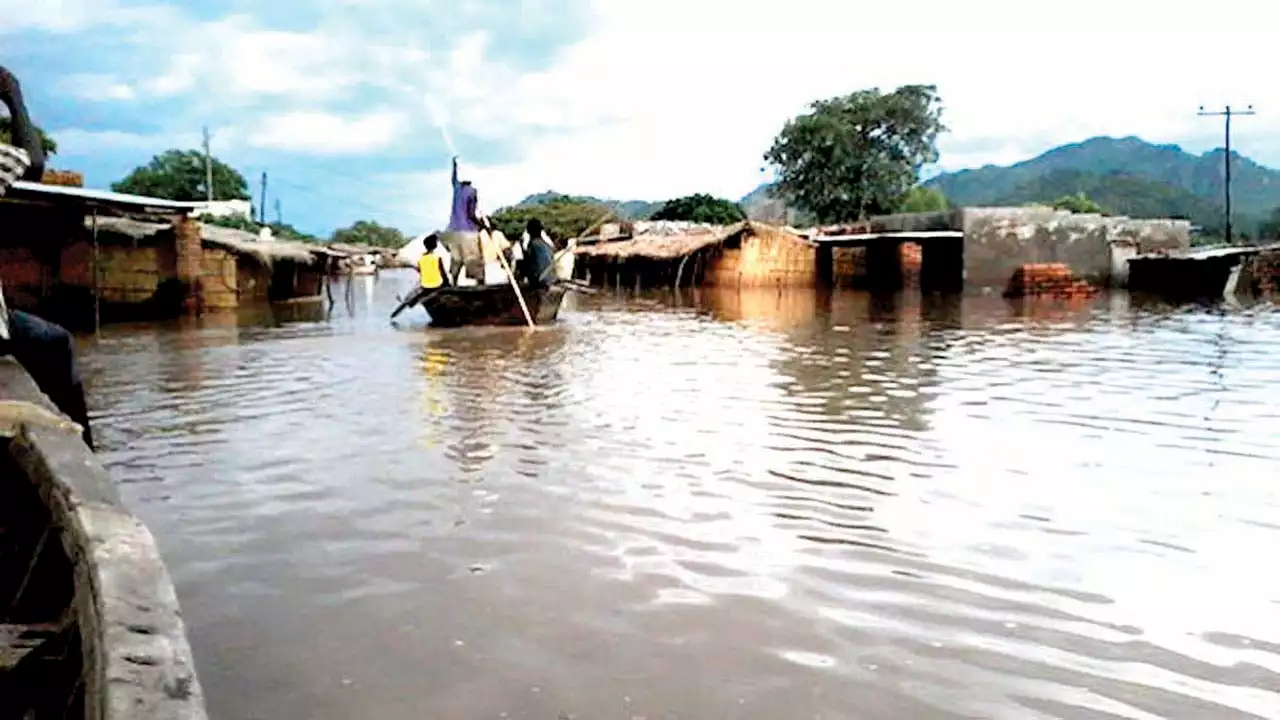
[6,180,205,212]
[1132,242,1280,261]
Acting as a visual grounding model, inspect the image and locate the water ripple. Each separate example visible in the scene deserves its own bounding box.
[77,278,1280,720]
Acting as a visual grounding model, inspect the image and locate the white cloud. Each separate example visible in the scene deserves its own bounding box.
[17,0,1280,234]
[58,73,136,101]
[375,0,1280,231]
[53,128,198,154]
[247,111,407,154]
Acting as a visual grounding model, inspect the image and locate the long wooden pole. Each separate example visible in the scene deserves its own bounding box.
[495,240,535,327]
[91,211,100,334]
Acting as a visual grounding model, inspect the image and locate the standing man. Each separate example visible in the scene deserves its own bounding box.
[441,156,484,284]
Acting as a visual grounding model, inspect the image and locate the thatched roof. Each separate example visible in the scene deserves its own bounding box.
[326,242,396,257]
[574,221,810,261]
[88,216,324,265]
[201,224,320,264]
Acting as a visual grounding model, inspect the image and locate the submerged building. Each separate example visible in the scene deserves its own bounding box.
[572,209,1193,293]
[0,180,336,330]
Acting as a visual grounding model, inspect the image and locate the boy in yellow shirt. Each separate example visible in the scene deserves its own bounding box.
[417,234,453,289]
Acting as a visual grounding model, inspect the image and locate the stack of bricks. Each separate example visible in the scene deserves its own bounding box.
[1249,250,1280,294]
[900,242,922,288]
[1003,263,1099,299]
[40,169,84,187]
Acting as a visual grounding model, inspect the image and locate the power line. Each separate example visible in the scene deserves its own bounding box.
[1198,104,1256,244]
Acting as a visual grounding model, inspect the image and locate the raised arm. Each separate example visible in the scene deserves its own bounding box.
[451,155,459,188]
[0,66,45,182]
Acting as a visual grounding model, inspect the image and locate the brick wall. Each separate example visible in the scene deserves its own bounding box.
[174,217,202,313]
[236,262,270,301]
[198,248,239,309]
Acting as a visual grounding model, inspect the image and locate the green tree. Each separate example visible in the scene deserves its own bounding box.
[330,220,405,248]
[0,116,56,156]
[492,195,614,242]
[199,213,318,242]
[1050,192,1106,214]
[199,214,259,233]
[764,85,946,224]
[897,185,949,213]
[112,149,250,201]
[649,193,746,224]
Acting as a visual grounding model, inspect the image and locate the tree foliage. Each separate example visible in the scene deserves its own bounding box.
[1051,192,1106,214]
[199,213,318,242]
[200,214,259,233]
[897,186,949,213]
[649,193,746,224]
[764,85,946,224]
[112,149,250,201]
[492,195,614,242]
[330,220,405,248]
[0,117,57,155]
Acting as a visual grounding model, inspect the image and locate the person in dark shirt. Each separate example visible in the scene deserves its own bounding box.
[521,218,556,287]
[0,65,45,182]
[1,66,94,450]
[0,306,95,450]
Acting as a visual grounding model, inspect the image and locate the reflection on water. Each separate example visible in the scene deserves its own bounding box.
[78,272,1280,720]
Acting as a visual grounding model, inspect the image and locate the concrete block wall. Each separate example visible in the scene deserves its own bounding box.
[959,207,1191,288]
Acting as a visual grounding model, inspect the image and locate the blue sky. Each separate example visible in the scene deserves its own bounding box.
[2,0,1276,237]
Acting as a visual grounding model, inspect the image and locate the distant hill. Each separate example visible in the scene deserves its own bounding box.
[515,191,661,220]
[925,136,1280,232]
[989,169,1225,230]
[738,184,818,225]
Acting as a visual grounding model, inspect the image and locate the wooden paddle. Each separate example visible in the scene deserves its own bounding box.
[495,243,535,328]
[390,285,443,320]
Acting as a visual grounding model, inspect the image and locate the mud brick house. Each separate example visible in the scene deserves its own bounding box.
[574,221,818,290]
[0,179,330,331]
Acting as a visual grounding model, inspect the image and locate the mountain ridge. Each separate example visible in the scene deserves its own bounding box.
[517,136,1280,234]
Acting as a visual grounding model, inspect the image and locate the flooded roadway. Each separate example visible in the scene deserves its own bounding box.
[79,272,1280,719]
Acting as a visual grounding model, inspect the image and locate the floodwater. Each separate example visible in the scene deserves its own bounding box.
[79,272,1280,720]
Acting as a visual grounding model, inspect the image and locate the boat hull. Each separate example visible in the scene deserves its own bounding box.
[0,357,207,719]
[417,282,569,327]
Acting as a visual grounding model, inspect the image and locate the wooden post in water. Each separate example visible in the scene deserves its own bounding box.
[90,211,100,334]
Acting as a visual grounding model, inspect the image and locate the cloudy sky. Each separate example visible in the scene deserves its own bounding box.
[1,0,1275,236]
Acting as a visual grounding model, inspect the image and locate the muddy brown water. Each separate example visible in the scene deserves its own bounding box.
[77,272,1280,719]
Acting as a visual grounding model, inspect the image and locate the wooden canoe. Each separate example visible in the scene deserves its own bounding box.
[0,357,207,719]
[408,281,571,327]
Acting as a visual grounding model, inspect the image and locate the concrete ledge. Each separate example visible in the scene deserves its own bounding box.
[0,357,208,720]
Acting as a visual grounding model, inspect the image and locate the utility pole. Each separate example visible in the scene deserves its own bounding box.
[201,126,213,203]
[259,171,268,225]
[1198,104,1255,243]
[274,198,282,226]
